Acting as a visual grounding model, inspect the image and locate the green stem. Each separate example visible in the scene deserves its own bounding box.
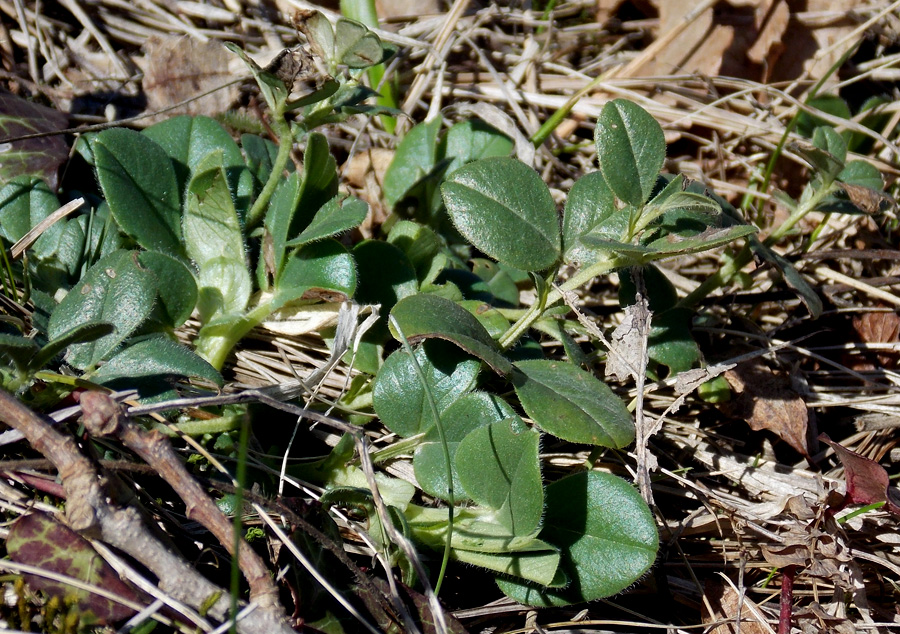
[498,256,618,351]
[246,108,292,230]
[680,179,839,309]
[195,302,277,371]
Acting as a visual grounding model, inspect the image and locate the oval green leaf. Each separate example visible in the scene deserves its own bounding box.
[138,251,198,327]
[95,336,223,386]
[184,162,247,271]
[595,99,665,207]
[383,118,441,207]
[373,340,480,438]
[275,238,357,304]
[143,115,253,217]
[390,293,512,375]
[455,417,543,537]
[497,470,659,605]
[414,391,515,501]
[562,170,626,264]
[93,128,182,257]
[512,359,633,447]
[442,157,560,271]
[48,250,157,370]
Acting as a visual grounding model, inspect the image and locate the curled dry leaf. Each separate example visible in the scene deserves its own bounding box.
[723,360,813,456]
[819,433,900,517]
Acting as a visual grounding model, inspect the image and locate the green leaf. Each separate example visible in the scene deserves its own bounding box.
[390,294,512,375]
[48,250,157,369]
[7,511,139,624]
[386,220,446,286]
[497,470,658,605]
[373,340,480,438]
[562,171,625,264]
[138,251,198,327]
[286,195,368,247]
[292,132,339,240]
[94,336,223,386]
[441,119,514,176]
[33,322,116,370]
[352,240,418,310]
[335,18,385,68]
[0,92,69,189]
[595,99,665,206]
[275,238,357,304]
[383,118,442,207]
[583,225,757,263]
[796,95,851,138]
[451,548,560,587]
[0,333,38,370]
[196,257,251,320]
[442,157,561,271]
[93,128,182,257]
[262,171,301,283]
[414,391,515,501]
[0,177,64,260]
[184,161,247,271]
[455,417,543,536]
[241,133,281,190]
[838,160,884,191]
[512,359,633,447]
[143,115,253,217]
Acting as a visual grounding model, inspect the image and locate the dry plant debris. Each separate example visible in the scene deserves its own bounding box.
[0,1,900,633]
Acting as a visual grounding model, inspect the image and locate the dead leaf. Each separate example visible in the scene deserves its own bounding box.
[746,0,790,65]
[703,580,770,634]
[853,310,900,368]
[139,35,238,123]
[605,286,651,382]
[723,361,813,456]
[376,0,442,19]
[0,91,69,189]
[819,433,900,517]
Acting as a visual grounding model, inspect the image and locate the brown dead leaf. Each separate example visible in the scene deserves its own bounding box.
[702,580,770,634]
[852,310,900,369]
[723,361,813,456]
[746,0,789,65]
[139,36,238,123]
[639,1,734,77]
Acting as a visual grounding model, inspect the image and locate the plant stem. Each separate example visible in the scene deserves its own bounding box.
[196,302,277,371]
[498,256,618,350]
[246,107,292,230]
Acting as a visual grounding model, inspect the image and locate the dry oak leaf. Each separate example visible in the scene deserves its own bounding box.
[819,433,900,517]
[723,360,812,456]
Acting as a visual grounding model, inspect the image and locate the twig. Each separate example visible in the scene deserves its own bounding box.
[78,391,280,612]
[0,388,293,634]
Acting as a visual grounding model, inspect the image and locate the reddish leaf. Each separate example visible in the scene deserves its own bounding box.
[0,91,69,189]
[7,511,139,623]
[819,433,900,517]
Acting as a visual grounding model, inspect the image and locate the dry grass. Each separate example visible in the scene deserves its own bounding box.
[2,0,900,632]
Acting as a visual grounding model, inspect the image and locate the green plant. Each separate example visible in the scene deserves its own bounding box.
[0,11,395,399]
[2,29,757,607]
